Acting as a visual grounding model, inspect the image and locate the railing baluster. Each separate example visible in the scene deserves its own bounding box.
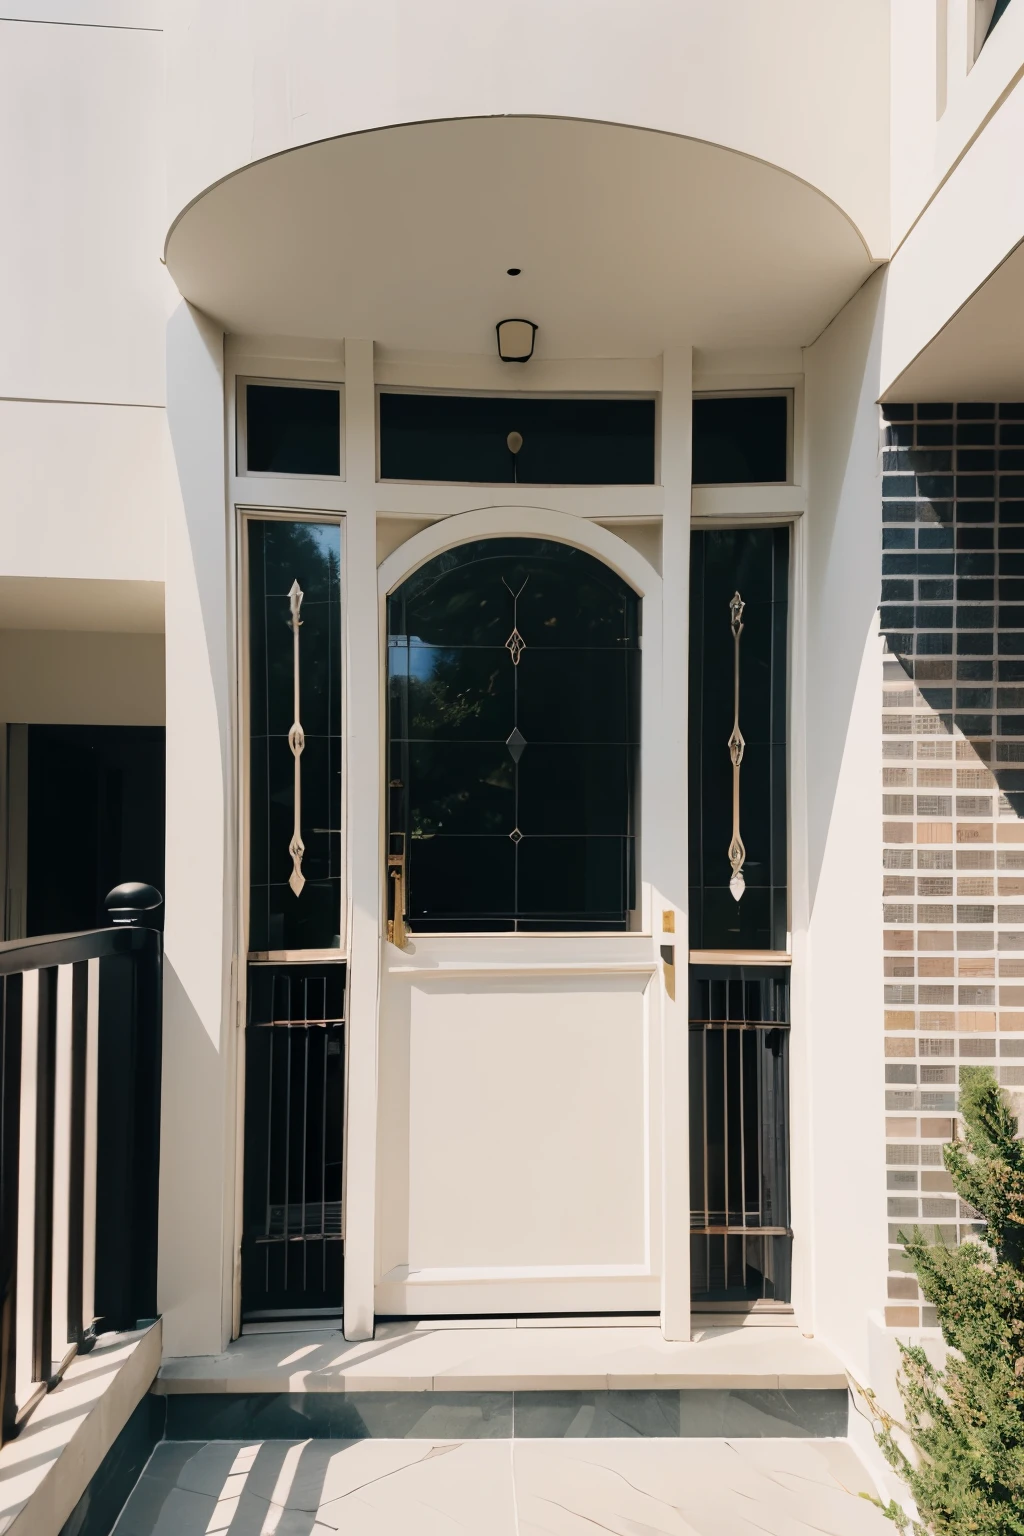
[66,962,89,1350]
[50,966,73,1373]
[15,971,39,1409]
[32,968,57,1388]
[81,958,100,1337]
[0,974,24,1442]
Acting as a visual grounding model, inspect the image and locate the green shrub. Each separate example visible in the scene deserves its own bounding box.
[871,1066,1024,1534]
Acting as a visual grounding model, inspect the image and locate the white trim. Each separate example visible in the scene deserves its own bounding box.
[236,376,345,482]
[691,385,795,487]
[692,487,807,520]
[340,337,381,1342]
[657,346,692,1342]
[374,353,662,394]
[377,504,661,600]
[374,1271,661,1318]
[374,483,664,520]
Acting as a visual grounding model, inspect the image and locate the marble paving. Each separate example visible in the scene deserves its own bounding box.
[113,1436,892,1534]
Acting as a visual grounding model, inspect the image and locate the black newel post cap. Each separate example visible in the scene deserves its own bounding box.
[105,882,163,927]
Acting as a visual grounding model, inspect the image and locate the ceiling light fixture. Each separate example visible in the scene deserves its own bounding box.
[496,318,537,363]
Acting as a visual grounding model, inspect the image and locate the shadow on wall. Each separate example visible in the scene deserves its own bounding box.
[880,402,1024,815]
[879,401,1024,1024]
[803,267,886,913]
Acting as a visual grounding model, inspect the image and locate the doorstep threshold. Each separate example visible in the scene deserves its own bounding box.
[157,1319,846,1395]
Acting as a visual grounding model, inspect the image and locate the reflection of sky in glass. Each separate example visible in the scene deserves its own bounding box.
[389,640,456,682]
[307,524,340,562]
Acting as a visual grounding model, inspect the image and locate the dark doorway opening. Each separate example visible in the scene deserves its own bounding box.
[20,725,165,937]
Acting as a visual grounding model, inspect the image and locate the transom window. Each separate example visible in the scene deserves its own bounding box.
[387,538,640,932]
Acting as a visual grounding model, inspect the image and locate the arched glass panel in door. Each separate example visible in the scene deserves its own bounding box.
[387,538,640,932]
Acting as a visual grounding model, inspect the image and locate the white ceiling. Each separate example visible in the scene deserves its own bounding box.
[884,237,1024,402]
[166,116,876,357]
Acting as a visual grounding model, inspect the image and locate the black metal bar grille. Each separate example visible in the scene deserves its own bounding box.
[689,966,791,1304]
[242,964,346,1319]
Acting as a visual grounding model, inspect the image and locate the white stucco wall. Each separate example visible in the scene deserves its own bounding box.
[890,0,1024,246]
[165,0,890,257]
[158,302,236,1356]
[0,8,170,589]
[800,270,887,1379]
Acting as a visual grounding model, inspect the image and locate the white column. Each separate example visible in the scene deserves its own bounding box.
[159,301,237,1356]
[342,339,380,1340]
[657,347,693,1341]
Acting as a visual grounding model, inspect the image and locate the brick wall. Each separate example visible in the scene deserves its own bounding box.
[880,400,1024,1328]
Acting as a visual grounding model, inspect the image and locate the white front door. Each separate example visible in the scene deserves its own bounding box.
[374,511,665,1317]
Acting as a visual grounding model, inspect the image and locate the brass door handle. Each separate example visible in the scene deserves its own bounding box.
[387,834,408,949]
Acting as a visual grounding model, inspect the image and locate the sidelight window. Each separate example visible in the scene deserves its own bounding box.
[689,526,789,950]
[247,517,343,953]
[387,537,640,933]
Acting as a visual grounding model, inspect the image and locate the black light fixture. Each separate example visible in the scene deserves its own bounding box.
[496,318,537,363]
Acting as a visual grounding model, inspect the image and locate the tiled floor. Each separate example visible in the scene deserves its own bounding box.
[114,1436,891,1534]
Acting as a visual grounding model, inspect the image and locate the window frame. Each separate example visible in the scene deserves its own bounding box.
[238,507,349,963]
[691,388,794,489]
[237,377,346,481]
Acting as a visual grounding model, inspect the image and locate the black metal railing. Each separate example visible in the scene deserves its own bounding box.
[689,965,792,1305]
[0,883,162,1446]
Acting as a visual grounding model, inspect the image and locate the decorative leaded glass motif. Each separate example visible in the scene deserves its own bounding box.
[248,519,342,952]
[689,528,789,950]
[387,537,640,932]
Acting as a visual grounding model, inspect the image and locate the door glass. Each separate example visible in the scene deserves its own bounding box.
[248,518,342,952]
[387,537,640,932]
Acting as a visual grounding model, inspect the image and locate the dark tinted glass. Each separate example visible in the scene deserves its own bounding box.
[692,396,788,485]
[388,538,639,932]
[248,519,342,951]
[245,384,341,475]
[379,392,655,484]
[689,527,789,949]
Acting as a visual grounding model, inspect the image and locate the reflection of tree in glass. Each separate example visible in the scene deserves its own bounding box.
[406,649,502,735]
[401,542,635,649]
[259,521,340,728]
[411,756,513,837]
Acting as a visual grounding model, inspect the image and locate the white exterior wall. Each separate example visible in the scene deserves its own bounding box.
[158,303,235,1356]
[0,7,169,595]
[801,272,888,1379]
[884,0,1024,394]
[166,0,890,256]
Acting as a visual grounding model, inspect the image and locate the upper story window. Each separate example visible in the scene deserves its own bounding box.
[691,393,790,486]
[239,380,342,477]
[378,391,655,485]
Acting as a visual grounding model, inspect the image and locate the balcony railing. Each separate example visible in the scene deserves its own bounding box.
[0,884,162,1447]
